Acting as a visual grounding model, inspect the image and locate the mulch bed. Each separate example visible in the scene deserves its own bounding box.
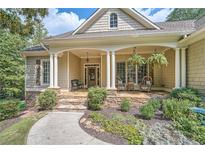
[79,105,171,145]
[0,117,21,133]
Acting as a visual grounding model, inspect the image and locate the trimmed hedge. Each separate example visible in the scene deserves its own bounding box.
[87,87,107,110]
[0,100,19,121]
[37,89,57,110]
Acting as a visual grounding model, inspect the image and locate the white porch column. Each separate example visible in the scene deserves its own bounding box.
[54,53,59,88]
[111,51,116,89]
[106,51,111,89]
[49,54,54,88]
[181,48,186,87]
[175,48,181,88]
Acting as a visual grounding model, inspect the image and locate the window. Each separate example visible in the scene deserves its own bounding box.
[42,60,50,84]
[36,59,41,86]
[110,13,118,28]
[116,62,126,83]
[138,64,147,84]
[127,64,136,83]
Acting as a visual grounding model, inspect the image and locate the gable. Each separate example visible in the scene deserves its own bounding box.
[73,8,160,35]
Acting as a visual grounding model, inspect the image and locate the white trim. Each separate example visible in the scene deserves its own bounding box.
[111,51,116,89]
[181,48,186,87]
[67,52,70,90]
[41,59,50,86]
[72,9,102,35]
[101,55,103,87]
[106,51,111,89]
[175,48,181,88]
[54,54,59,88]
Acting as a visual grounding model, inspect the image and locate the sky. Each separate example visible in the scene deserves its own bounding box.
[43,8,174,36]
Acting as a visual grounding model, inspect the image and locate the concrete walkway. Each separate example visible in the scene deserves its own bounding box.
[27,112,109,145]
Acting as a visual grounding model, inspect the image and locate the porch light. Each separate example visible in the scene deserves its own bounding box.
[86,52,89,62]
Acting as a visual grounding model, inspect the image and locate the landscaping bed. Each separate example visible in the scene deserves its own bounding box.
[80,87,204,145]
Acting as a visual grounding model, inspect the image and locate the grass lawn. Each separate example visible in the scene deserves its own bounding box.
[0,112,47,145]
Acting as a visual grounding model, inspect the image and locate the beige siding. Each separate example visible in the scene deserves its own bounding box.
[187,38,205,95]
[161,49,175,88]
[153,65,162,87]
[101,55,107,87]
[58,53,68,88]
[69,53,81,82]
[85,8,146,33]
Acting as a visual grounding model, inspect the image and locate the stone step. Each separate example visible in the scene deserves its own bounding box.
[57,95,87,99]
[58,98,87,105]
[55,104,87,112]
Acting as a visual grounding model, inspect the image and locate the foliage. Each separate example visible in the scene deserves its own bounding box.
[143,122,199,145]
[147,53,168,66]
[87,87,107,110]
[37,89,57,110]
[30,22,48,46]
[120,99,131,112]
[162,99,195,120]
[0,100,19,121]
[0,8,48,37]
[127,53,146,66]
[167,8,205,21]
[0,30,26,99]
[173,113,205,144]
[139,99,161,120]
[90,112,143,144]
[0,112,46,144]
[18,101,26,111]
[170,88,201,103]
[139,103,155,119]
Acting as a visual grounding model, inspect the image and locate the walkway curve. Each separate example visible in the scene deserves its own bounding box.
[27,112,109,145]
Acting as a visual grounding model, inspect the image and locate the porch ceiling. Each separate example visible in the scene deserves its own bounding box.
[116,46,170,54]
[70,49,104,58]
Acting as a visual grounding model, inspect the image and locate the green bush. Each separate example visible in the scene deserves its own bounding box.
[162,99,195,120]
[0,100,19,121]
[90,112,143,144]
[139,103,155,119]
[87,87,107,110]
[173,113,205,144]
[37,89,57,110]
[149,99,161,110]
[120,99,131,112]
[18,101,26,111]
[170,88,201,103]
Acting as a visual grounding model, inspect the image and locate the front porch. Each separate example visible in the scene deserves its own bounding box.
[48,45,187,92]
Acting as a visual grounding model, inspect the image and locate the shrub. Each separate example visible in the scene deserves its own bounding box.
[162,99,195,120]
[120,99,131,112]
[170,88,201,103]
[87,87,107,110]
[0,100,19,121]
[18,101,26,111]
[37,89,57,110]
[90,112,143,144]
[149,99,161,110]
[139,103,155,119]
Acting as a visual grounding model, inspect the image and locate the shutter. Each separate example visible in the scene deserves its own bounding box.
[36,59,41,85]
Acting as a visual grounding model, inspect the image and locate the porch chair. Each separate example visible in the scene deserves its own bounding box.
[116,76,126,91]
[139,76,152,92]
[71,79,83,91]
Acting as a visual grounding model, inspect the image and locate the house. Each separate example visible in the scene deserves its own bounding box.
[22,8,205,104]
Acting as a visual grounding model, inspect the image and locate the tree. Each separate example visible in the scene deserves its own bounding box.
[30,22,48,46]
[167,8,205,21]
[0,8,48,37]
[0,30,26,99]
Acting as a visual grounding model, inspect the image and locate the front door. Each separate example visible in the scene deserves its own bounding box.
[88,67,96,87]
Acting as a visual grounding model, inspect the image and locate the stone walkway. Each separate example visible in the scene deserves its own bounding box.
[27,112,109,145]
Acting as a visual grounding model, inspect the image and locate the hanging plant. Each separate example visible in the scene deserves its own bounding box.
[127,53,146,66]
[147,53,168,67]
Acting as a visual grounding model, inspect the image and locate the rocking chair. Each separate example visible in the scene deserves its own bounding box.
[139,76,152,92]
